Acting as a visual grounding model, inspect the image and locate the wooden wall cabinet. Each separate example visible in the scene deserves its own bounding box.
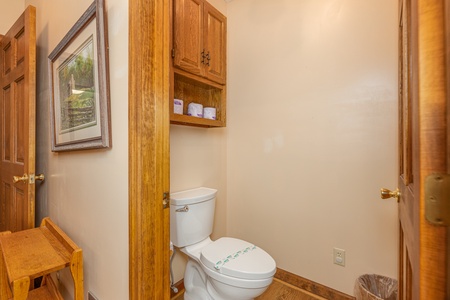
[173,0,226,85]
[171,0,227,127]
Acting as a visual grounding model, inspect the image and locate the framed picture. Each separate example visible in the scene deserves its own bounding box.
[49,0,110,152]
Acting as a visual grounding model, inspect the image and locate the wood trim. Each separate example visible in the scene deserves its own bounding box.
[171,268,354,300]
[170,279,184,299]
[129,0,170,299]
[24,5,37,230]
[407,0,420,296]
[447,1,450,296]
[446,0,450,174]
[274,268,355,300]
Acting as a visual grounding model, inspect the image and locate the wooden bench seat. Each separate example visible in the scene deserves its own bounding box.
[0,218,83,300]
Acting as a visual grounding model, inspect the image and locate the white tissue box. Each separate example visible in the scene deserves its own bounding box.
[174,99,183,115]
[203,107,216,120]
[187,103,203,118]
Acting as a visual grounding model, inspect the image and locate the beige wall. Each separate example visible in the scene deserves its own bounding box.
[0,0,25,34]
[170,126,228,282]
[24,0,129,299]
[226,0,398,295]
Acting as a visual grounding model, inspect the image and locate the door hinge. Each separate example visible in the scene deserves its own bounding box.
[425,174,450,226]
[163,192,170,209]
[171,48,175,58]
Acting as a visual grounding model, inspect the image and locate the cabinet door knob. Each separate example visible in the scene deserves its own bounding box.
[205,51,210,66]
[201,50,210,65]
[201,49,206,64]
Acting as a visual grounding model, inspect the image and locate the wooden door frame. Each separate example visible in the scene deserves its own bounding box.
[447,1,450,294]
[129,0,170,299]
[415,0,448,297]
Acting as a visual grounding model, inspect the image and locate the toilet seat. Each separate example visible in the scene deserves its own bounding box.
[200,237,276,280]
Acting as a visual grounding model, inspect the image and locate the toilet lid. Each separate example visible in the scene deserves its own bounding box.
[200,237,276,280]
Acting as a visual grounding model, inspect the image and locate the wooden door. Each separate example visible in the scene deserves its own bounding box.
[173,0,204,77]
[0,6,36,232]
[397,0,448,298]
[203,1,226,84]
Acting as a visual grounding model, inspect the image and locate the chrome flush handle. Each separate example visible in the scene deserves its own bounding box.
[176,206,189,212]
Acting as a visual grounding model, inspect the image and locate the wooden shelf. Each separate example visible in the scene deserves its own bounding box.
[24,275,63,300]
[174,67,223,89]
[170,112,224,128]
[171,70,226,127]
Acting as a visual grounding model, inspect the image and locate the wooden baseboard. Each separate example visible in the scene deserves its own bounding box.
[275,268,355,300]
[170,279,184,299]
[169,268,354,300]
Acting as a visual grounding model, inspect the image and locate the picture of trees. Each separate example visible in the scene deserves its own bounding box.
[57,36,97,133]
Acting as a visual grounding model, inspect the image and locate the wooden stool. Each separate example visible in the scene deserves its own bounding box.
[0,218,83,300]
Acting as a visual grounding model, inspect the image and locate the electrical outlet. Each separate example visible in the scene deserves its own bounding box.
[333,247,346,267]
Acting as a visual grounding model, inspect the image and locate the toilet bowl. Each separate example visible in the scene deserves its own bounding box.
[170,187,276,300]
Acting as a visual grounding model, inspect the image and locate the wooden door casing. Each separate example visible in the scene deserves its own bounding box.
[129,0,170,298]
[447,1,450,295]
[398,0,448,298]
[416,0,447,297]
[0,6,36,232]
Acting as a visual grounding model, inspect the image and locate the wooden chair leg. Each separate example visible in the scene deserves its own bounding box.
[70,249,84,300]
[12,277,30,300]
[0,231,12,300]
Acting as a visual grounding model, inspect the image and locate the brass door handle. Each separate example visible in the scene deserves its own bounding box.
[13,174,45,184]
[380,188,400,201]
[13,174,28,183]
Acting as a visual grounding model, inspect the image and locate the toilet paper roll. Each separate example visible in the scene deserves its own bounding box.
[174,99,183,115]
[203,107,216,120]
[187,103,203,118]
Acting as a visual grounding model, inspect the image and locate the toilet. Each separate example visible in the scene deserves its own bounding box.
[170,187,276,300]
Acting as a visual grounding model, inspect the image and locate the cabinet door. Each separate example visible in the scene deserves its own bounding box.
[203,2,226,84]
[173,0,204,77]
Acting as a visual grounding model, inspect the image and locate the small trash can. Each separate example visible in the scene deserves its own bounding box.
[354,274,398,300]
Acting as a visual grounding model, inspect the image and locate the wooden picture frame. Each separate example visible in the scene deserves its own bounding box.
[48,0,110,152]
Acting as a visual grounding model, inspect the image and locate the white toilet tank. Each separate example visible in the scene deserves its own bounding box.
[170,187,217,248]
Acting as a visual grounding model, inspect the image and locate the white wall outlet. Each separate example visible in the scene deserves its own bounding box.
[333,247,346,267]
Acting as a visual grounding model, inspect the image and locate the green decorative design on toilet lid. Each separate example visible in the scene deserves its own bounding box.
[214,245,257,270]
